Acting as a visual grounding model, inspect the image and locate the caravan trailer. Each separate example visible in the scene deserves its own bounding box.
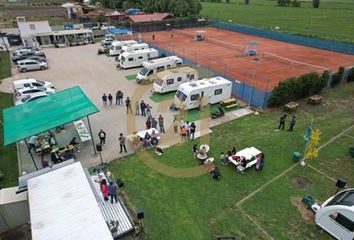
[153,66,198,94]
[174,77,232,110]
[121,43,149,53]
[109,40,137,56]
[118,48,159,69]
[136,56,183,84]
[315,188,354,240]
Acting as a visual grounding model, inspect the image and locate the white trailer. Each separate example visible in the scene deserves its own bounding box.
[174,77,232,110]
[109,40,137,56]
[315,188,354,240]
[121,43,149,53]
[118,48,159,69]
[136,56,183,84]
[153,66,198,94]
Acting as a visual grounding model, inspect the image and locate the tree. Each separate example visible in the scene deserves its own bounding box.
[304,129,321,160]
[245,0,249,4]
[313,0,320,8]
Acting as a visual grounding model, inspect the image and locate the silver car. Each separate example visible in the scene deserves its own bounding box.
[17,59,48,72]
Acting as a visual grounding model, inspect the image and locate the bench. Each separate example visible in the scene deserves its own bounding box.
[225,103,238,109]
[284,101,299,112]
[308,95,322,105]
[221,98,237,106]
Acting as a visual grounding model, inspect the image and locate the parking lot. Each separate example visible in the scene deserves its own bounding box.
[1,43,181,170]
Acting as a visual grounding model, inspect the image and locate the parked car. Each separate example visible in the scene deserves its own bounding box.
[17,59,48,72]
[13,79,54,90]
[15,86,55,99]
[15,92,48,105]
[24,55,47,63]
[12,51,46,62]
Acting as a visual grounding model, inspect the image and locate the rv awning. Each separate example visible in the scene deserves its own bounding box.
[3,86,99,145]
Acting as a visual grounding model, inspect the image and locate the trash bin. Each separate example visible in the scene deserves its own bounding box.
[293,151,302,163]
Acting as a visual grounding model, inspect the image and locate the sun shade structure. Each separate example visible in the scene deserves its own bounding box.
[3,86,99,145]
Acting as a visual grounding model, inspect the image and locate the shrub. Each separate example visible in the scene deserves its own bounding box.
[268,72,325,107]
[292,0,301,7]
[245,0,249,5]
[347,67,354,82]
[331,66,345,87]
[313,0,320,8]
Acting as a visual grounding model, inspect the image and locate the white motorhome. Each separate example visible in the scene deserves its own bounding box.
[118,48,159,69]
[153,66,198,94]
[174,77,232,110]
[136,56,183,84]
[121,43,149,53]
[109,40,137,56]
[315,188,354,240]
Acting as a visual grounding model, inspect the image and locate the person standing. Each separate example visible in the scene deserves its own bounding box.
[158,115,165,133]
[102,93,107,108]
[100,179,109,201]
[152,34,155,40]
[190,122,196,140]
[125,97,132,114]
[173,118,178,134]
[151,118,157,129]
[108,181,118,204]
[119,91,124,105]
[140,100,146,117]
[185,121,190,140]
[98,129,106,145]
[135,101,140,115]
[28,135,38,153]
[115,90,121,105]
[288,115,297,132]
[278,114,287,130]
[108,93,113,107]
[146,104,152,118]
[119,133,127,153]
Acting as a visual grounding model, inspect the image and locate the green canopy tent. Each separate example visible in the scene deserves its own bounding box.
[2,86,99,169]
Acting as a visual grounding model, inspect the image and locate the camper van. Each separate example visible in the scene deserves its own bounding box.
[136,56,183,84]
[118,48,159,69]
[121,43,149,53]
[315,188,354,240]
[153,66,198,94]
[109,40,137,56]
[174,77,232,110]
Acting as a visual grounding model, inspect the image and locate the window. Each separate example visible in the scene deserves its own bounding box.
[29,24,36,30]
[177,77,182,82]
[330,212,354,232]
[147,70,153,76]
[157,66,164,72]
[24,83,31,87]
[190,74,195,80]
[166,79,174,85]
[191,94,199,101]
[214,89,223,95]
[176,61,182,66]
[176,90,187,102]
[128,58,133,62]
[138,56,143,59]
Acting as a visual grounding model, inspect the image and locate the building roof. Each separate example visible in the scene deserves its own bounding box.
[127,13,172,23]
[180,77,232,91]
[3,86,99,145]
[0,187,27,205]
[27,162,113,240]
[17,21,53,36]
[53,29,93,36]
[105,10,125,17]
[0,28,20,36]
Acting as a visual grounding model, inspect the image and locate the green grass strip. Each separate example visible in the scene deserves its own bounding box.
[149,92,176,103]
[0,52,11,81]
[125,74,137,81]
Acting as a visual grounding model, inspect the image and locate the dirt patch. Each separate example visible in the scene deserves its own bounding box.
[292,176,311,188]
[290,197,315,224]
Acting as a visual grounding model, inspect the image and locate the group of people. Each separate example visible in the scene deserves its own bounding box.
[141,129,159,148]
[100,179,118,204]
[180,121,197,141]
[101,90,125,108]
[192,144,208,163]
[278,114,297,132]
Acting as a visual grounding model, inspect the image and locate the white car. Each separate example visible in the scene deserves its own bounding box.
[15,92,48,105]
[15,86,56,100]
[17,59,48,72]
[13,79,54,90]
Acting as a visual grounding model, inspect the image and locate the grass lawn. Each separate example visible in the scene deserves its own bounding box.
[125,74,137,81]
[108,82,354,239]
[149,92,176,103]
[0,93,19,188]
[0,52,11,81]
[201,0,354,43]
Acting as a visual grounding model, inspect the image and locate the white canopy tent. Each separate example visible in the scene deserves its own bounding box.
[27,162,113,240]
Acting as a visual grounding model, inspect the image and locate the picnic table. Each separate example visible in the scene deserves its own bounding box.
[221,98,238,109]
[228,147,262,169]
[284,101,299,112]
[307,95,322,105]
[136,128,160,139]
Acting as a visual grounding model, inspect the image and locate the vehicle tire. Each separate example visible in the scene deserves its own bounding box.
[40,66,45,70]
[21,68,27,72]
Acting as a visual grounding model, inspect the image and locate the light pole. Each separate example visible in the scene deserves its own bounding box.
[248,57,259,106]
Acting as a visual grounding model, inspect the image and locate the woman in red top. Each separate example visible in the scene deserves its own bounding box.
[100,179,109,201]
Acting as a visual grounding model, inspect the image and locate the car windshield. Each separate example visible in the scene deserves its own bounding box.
[176,90,187,102]
[155,79,163,86]
[21,95,31,102]
[37,80,45,85]
[139,67,149,75]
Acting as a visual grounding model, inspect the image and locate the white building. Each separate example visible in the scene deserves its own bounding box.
[17,21,53,47]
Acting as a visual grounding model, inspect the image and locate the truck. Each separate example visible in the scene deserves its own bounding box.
[117,48,159,69]
[153,66,198,94]
[136,56,183,84]
[174,77,232,110]
[109,40,137,56]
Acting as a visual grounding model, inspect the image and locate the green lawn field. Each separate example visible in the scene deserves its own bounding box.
[200,0,354,43]
[0,52,11,81]
[108,82,354,239]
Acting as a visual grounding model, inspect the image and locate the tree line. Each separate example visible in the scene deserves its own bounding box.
[92,0,202,17]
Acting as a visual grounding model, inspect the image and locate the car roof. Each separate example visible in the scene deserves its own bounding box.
[16,86,46,93]
[17,59,39,63]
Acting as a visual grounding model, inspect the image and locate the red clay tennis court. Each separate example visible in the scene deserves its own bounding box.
[142,27,354,91]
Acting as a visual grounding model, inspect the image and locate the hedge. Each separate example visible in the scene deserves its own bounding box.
[347,67,354,82]
[268,71,326,107]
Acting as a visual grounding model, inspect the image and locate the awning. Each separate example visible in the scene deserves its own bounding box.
[3,86,99,145]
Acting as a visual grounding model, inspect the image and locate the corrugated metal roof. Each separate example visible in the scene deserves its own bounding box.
[90,175,135,237]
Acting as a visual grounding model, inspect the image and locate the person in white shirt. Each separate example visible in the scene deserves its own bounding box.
[28,136,38,153]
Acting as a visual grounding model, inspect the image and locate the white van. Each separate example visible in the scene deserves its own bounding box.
[153,66,198,94]
[174,77,232,110]
[121,43,149,53]
[13,79,54,90]
[136,56,183,84]
[118,48,159,69]
[109,40,137,56]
